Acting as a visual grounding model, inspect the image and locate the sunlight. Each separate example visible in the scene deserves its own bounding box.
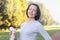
[26,0,60,24]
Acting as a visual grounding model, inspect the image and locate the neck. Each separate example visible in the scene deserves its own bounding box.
[28,18,35,22]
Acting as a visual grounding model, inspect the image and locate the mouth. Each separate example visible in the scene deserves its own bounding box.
[29,13,33,16]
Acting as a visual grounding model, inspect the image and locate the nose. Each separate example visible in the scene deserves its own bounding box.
[30,9,33,13]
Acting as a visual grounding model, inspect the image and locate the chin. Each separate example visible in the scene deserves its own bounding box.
[28,15,35,18]
[28,16,33,18]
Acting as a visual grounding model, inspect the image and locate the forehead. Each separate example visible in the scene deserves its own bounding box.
[29,5,37,9]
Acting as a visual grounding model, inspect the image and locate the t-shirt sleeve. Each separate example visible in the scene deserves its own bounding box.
[20,22,25,28]
[37,23,52,40]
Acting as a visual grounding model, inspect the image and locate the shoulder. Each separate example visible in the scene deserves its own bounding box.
[35,21,43,28]
[20,21,27,26]
[36,21,42,26]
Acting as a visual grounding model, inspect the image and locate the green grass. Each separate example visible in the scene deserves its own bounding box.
[0,30,60,40]
[0,32,20,40]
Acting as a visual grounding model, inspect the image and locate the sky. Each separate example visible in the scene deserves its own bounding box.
[26,0,60,24]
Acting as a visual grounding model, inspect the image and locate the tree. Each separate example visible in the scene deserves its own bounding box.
[39,3,54,25]
[0,0,9,29]
[0,0,28,29]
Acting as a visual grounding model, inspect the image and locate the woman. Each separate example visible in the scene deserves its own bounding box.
[20,3,52,40]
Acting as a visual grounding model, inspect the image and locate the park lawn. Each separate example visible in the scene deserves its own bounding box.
[0,30,60,40]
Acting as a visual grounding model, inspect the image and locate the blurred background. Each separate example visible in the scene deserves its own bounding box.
[0,0,60,40]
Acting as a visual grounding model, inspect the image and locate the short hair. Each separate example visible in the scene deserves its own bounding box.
[26,3,41,20]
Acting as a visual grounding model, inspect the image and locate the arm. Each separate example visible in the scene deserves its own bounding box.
[38,24,52,40]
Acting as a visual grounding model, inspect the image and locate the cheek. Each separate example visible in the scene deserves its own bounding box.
[28,10,31,15]
[28,10,30,14]
[27,11,32,17]
[33,11,37,16]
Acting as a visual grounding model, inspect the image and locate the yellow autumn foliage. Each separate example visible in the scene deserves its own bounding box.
[0,0,55,29]
[5,0,28,27]
[39,3,54,25]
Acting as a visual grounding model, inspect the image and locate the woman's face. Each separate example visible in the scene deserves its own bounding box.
[28,5,37,18]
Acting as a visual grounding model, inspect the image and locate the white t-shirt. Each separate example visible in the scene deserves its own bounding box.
[20,21,52,40]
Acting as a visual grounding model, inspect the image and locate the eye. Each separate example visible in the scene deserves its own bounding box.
[28,8,31,10]
[33,9,37,12]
